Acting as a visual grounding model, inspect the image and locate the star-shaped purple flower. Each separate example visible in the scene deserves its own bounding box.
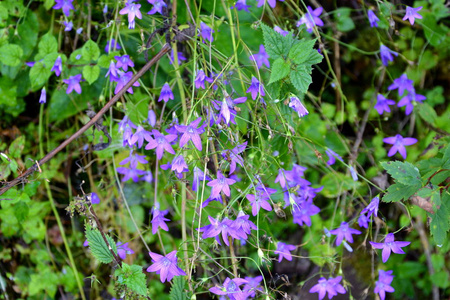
[292,199,320,227]
[374,94,395,115]
[119,2,142,29]
[119,151,148,169]
[370,233,411,263]
[388,74,414,96]
[209,277,248,300]
[151,204,170,234]
[397,91,426,115]
[379,44,398,66]
[63,74,82,94]
[329,222,361,246]
[145,130,177,160]
[171,155,188,173]
[403,6,423,25]
[175,117,205,151]
[232,0,251,12]
[51,56,62,76]
[374,270,395,300]
[116,166,147,182]
[296,6,324,33]
[146,250,186,283]
[194,69,209,89]
[148,0,167,15]
[115,55,134,71]
[368,9,380,27]
[105,38,121,53]
[274,242,296,262]
[309,276,346,300]
[207,171,236,198]
[250,45,270,69]
[53,0,74,17]
[199,22,214,43]
[246,76,265,100]
[114,71,140,94]
[129,126,152,148]
[116,242,135,260]
[383,134,417,159]
[159,83,174,102]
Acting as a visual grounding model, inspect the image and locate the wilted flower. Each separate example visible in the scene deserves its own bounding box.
[379,44,398,66]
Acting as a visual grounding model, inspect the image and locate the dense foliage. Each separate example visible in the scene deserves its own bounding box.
[0,0,449,299]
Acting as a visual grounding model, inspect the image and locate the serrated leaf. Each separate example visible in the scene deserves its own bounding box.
[267,81,281,100]
[115,263,148,296]
[85,225,117,264]
[82,40,100,61]
[261,23,294,60]
[304,50,323,65]
[382,182,420,203]
[0,44,23,66]
[269,58,290,84]
[430,207,450,246]
[38,33,57,57]
[82,65,100,84]
[442,144,450,169]
[380,161,422,187]
[170,275,187,300]
[290,66,312,93]
[288,39,316,64]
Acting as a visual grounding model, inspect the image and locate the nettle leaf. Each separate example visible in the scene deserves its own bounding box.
[304,50,324,65]
[0,44,23,66]
[380,161,422,187]
[261,23,294,59]
[169,275,187,300]
[38,33,57,57]
[288,39,316,64]
[85,225,117,264]
[290,65,312,94]
[82,65,100,85]
[382,182,420,203]
[269,58,290,84]
[115,263,148,296]
[29,61,51,89]
[82,40,100,61]
[267,81,281,100]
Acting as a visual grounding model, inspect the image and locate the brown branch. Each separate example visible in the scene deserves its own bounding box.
[0,43,171,197]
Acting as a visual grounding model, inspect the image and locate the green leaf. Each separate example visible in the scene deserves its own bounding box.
[98,54,112,68]
[82,65,100,85]
[320,172,360,198]
[85,225,117,264]
[290,66,312,93]
[430,203,450,246]
[380,161,422,187]
[0,44,23,66]
[304,50,324,65]
[382,182,420,203]
[288,39,316,64]
[267,81,281,100]
[14,201,29,222]
[417,103,438,125]
[29,61,51,89]
[169,275,187,300]
[82,39,100,61]
[115,263,148,296]
[335,8,355,32]
[38,33,57,57]
[269,58,290,84]
[8,135,25,158]
[261,23,294,60]
[0,76,17,107]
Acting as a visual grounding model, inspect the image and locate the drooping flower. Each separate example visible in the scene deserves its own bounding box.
[383,134,417,159]
[379,44,398,66]
[388,74,414,96]
[296,6,324,33]
[147,109,157,127]
[207,171,236,198]
[309,276,346,300]
[374,94,396,115]
[369,233,411,263]
[76,27,83,34]
[105,38,122,53]
[374,270,395,300]
[116,167,146,182]
[329,222,361,246]
[39,87,47,104]
[367,9,380,27]
[403,6,423,25]
[114,71,140,94]
[145,130,177,160]
[250,45,270,69]
[146,251,186,283]
[64,21,73,31]
[349,166,358,181]
[209,277,248,300]
[51,56,63,76]
[325,148,343,166]
[119,151,148,169]
[105,61,119,80]
[175,118,205,151]
[89,192,100,204]
[194,70,209,89]
[171,155,188,173]
[232,211,257,240]
[246,76,265,100]
[192,167,211,192]
[222,142,247,175]
[199,22,214,43]
[289,96,309,118]
[274,25,289,36]
[129,126,152,148]
[63,74,82,94]
[115,55,134,71]
[53,0,75,17]
[147,0,167,15]
[257,0,285,9]
[397,91,426,115]
[119,2,142,29]
[232,0,251,12]
[274,242,296,262]
[243,276,263,298]
[151,204,170,234]
[358,213,370,228]
[158,83,174,102]
[361,196,380,218]
[116,242,135,260]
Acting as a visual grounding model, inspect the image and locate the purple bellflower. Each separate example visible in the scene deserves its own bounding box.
[257,0,284,9]
[64,21,73,31]
[192,166,211,192]
[325,148,343,166]
[375,270,395,300]
[274,25,289,36]
[250,45,270,69]
[361,196,380,218]
[369,233,411,263]
[209,277,248,300]
[374,94,395,115]
[309,276,346,300]
[232,0,251,12]
[296,6,324,33]
[246,76,265,100]
[39,88,47,104]
[212,96,247,125]
[146,251,186,283]
[159,83,174,102]
[207,171,236,198]
[116,167,146,182]
[358,213,370,228]
[388,74,414,96]
[175,117,205,151]
[63,74,82,94]
[367,9,380,27]
[379,44,398,66]
[169,49,187,65]
[119,151,148,169]
[151,204,170,234]
[403,6,423,25]
[383,134,417,159]
[292,199,320,227]
[222,142,247,175]
[199,22,214,43]
[198,216,246,246]
[119,2,142,29]
[140,171,153,183]
[171,155,188,173]
[53,0,75,17]
[246,183,276,216]
[147,109,157,127]
[397,91,426,115]
[148,0,167,15]
[232,211,257,240]
[289,96,309,118]
[194,70,209,89]
[105,38,121,53]
[115,55,134,71]
[243,276,263,298]
[329,222,361,246]
[274,242,296,262]
[114,71,140,94]
[145,130,177,160]
[51,56,62,76]
[89,192,100,204]
[116,242,135,260]
[106,61,119,80]
[129,126,152,148]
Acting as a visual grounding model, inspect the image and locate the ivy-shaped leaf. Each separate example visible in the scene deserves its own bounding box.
[269,58,290,84]
[169,275,187,300]
[83,65,100,85]
[0,44,23,66]
[382,182,420,203]
[37,33,57,57]
[85,225,117,264]
[115,263,148,296]
[29,61,51,89]
[82,39,100,62]
[380,161,422,187]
